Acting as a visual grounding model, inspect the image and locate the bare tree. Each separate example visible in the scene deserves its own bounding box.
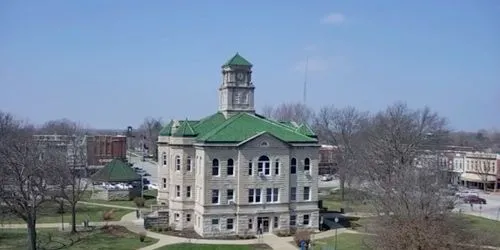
[313,105,369,201]
[357,102,490,249]
[139,117,163,158]
[262,102,314,124]
[40,119,89,233]
[0,111,58,250]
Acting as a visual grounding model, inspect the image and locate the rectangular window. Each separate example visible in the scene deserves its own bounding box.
[227,189,234,201]
[227,165,234,176]
[186,157,192,171]
[248,188,261,203]
[248,218,253,229]
[162,178,167,188]
[291,160,297,174]
[186,186,191,198]
[227,218,234,230]
[274,216,279,228]
[212,189,219,204]
[174,213,180,221]
[266,188,279,203]
[290,187,296,201]
[176,185,181,197]
[290,215,296,226]
[212,165,219,176]
[264,162,270,175]
[275,161,280,175]
[303,187,310,201]
[248,189,254,203]
[257,162,263,174]
[248,161,253,175]
[266,188,272,202]
[303,214,310,225]
[186,213,191,222]
[212,219,219,225]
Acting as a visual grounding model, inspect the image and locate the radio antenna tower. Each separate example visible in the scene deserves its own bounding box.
[303,56,309,105]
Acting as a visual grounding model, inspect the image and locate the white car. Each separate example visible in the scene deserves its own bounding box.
[455,191,478,198]
[147,184,158,190]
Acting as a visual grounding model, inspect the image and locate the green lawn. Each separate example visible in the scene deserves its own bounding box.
[320,188,373,213]
[0,202,130,224]
[156,244,272,250]
[0,226,158,250]
[314,233,372,250]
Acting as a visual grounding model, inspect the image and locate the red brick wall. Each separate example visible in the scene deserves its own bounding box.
[86,135,127,165]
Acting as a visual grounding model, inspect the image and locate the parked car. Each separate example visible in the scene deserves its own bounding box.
[147,183,158,190]
[142,172,151,177]
[455,191,478,198]
[463,195,486,204]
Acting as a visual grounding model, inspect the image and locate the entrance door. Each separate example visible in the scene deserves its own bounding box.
[257,217,270,233]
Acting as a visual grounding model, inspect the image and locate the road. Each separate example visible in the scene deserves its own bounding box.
[127,153,159,185]
[455,189,500,221]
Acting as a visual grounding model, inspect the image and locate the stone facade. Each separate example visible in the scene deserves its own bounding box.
[156,54,320,238]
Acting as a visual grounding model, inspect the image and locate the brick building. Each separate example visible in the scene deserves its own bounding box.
[318,145,339,175]
[86,135,127,166]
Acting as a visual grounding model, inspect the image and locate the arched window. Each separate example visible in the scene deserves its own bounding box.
[304,158,310,171]
[162,152,167,166]
[227,159,234,176]
[212,159,219,176]
[258,155,270,175]
[290,158,297,174]
[274,158,280,175]
[175,156,181,171]
[186,156,192,171]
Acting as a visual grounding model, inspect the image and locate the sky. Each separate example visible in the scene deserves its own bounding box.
[1,0,499,131]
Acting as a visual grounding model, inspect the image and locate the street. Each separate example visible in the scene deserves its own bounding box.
[455,190,500,221]
[127,153,159,185]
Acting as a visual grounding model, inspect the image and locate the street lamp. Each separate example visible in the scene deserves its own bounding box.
[334,217,339,250]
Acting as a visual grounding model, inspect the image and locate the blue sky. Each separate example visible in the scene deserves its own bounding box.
[1,0,499,131]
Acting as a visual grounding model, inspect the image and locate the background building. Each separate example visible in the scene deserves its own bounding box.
[86,135,127,166]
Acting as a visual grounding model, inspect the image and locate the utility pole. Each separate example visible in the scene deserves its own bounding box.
[303,56,309,105]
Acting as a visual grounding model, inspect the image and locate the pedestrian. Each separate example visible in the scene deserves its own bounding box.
[470,203,473,211]
[136,209,140,219]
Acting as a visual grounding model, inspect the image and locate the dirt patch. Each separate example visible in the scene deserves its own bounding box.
[101,225,129,237]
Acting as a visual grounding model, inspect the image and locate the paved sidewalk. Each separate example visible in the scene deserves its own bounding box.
[80,201,138,210]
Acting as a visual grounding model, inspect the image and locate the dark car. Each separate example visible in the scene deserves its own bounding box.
[463,195,486,204]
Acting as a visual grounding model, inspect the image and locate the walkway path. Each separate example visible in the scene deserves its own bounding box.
[80,201,138,210]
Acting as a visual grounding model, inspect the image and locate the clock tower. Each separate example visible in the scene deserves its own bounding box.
[218,53,255,117]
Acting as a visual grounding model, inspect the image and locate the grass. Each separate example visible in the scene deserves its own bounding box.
[320,188,373,213]
[0,226,158,250]
[0,202,130,224]
[83,189,158,208]
[314,233,372,250]
[155,243,272,250]
[461,214,500,235]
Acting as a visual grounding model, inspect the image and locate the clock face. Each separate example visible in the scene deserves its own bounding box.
[236,72,244,81]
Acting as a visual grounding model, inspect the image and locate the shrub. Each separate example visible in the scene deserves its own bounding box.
[274,229,292,237]
[103,209,115,221]
[293,230,311,247]
[134,197,146,207]
[139,231,147,242]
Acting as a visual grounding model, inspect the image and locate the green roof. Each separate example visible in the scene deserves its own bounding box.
[222,53,252,67]
[91,159,141,182]
[159,120,174,136]
[158,112,318,144]
[197,112,317,143]
[296,124,316,137]
[172,120,197,137]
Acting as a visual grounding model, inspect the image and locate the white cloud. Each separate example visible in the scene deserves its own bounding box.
[294,57,330,72]
[321,13,345,25]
